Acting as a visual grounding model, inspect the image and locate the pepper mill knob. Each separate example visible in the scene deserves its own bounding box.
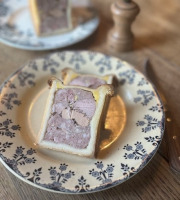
[107,0,140,52]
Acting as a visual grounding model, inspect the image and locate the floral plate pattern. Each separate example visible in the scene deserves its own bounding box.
[0,51,164,193]
[0,0,99,50]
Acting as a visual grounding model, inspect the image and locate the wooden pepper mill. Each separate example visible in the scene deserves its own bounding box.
[107,0,140,52]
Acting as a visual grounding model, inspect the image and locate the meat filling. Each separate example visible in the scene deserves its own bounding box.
[69,76,106,89]
[44,88,96,149]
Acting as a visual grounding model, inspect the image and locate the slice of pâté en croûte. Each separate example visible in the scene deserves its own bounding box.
[36,78,114,158]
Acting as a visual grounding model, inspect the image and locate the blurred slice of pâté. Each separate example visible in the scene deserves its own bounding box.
[29,0,72,37]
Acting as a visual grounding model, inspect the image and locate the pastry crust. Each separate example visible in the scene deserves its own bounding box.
[36,78,114,158]
[61,68,118,88]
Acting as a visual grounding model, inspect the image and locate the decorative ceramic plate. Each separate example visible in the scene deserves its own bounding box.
[0,51,164,194]
[0,0,99,50]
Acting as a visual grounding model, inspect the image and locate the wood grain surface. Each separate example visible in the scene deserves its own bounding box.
[0,0,180,199]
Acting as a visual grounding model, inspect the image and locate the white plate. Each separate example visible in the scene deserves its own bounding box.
[0,51,164,193]
[0,0,99,50]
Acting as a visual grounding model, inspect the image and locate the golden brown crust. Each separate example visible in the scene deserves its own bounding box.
[60,68,72,80]
[111,75,119,88]
[103,84,115,96]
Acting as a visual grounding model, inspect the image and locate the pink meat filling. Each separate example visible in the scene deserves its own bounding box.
[69,76,106,89]
[44,88,96,149]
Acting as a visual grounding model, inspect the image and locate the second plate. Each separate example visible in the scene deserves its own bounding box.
[0,0,99,50]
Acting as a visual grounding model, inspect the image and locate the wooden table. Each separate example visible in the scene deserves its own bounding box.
[0,0,180,199]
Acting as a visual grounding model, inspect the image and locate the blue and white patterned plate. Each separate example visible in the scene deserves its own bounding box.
[0,51,164,194]
[0,0,99,50]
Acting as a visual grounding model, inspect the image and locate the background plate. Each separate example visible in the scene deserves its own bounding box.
[0,0,99,50]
